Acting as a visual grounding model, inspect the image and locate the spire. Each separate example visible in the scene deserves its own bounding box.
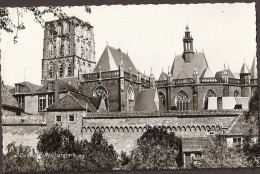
[250,56,257,79]
[240,62,250,74]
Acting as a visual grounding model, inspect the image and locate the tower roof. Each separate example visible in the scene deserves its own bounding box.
[240,62,250,74]
[250,57,258,79]
[171,52,209,79]
[159,71,168,81]
[94,45,138,75]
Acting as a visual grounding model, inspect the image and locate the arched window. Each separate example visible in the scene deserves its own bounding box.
[49,45,53,57]
[67,63,71,76]
[203,89,216,110]
[176,90,189,110]
[127,85,134,101]
[59,61,63,77]
[158,91,166,107]
[49,64,54,78]
[93,85,108,110]
[234,90,240,97]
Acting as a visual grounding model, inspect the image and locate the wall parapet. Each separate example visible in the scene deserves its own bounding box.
[83,110,243,119]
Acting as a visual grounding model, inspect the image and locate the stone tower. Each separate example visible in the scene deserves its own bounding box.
[182,25,194,63]
[41,17,96,85]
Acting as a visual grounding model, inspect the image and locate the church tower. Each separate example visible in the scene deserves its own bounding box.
[182,25,194,63]
[41,17,96,85]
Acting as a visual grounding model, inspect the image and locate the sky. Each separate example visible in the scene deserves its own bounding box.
[1,3,256,86]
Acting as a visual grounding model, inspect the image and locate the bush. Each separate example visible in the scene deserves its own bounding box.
[130,126,182,169]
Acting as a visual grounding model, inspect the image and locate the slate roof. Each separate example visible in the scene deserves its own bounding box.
[171,52,209,79]
[159,71,168,81]
[94,45,138,75]
[1,84,23,110]
[14,81,41,94]
[226,114,258,136]
[36,79,79,93]
[134,88,166,111]
[47,91,96,112]
[88,96,102,110]
[240,63,250,74]
[215,68,236,79]
[201,67,215,78]
[250,57,258,79]
[182,137,208,152]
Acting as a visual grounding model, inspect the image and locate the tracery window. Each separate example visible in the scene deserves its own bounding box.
[176,90,189,110]
[49,64,54,78]
[158,91,166,107]
[59,63,63,77]
[203,89,216,110]
[127,85,134,101]
[68,63,71,76]
[234,90,240,97]
[93,85,108,110]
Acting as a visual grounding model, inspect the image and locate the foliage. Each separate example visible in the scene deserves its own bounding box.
[0,6,91,43]
[201,134,247,168]
[82,131,118,171]
[3,142,42,172]
[130,126,182,170]
[248,88,259,112]
[37,124,78,155]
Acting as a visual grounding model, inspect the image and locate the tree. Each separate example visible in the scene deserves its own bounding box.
[3,142,42,172]
[0,6,91,43]
[82,131,118,171]
[37,124,78,155]
[201,134,247,168]
[130,126,182,170]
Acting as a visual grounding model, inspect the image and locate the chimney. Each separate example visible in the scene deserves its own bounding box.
[54,74,59,102]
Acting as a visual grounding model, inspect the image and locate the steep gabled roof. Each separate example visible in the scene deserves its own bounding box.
[94,45,138,75]
[240,63,250,74]
[47,91,96,112]
[201,67,215,78]
[1,84,23,110]
[159,71,168,81]
[215,68,235,79]
[171,52,209,79]
[134,88,166,111]
[250,57,258,79]
[88,96,102,110]
[177,70,189,79]
[36,79,79,93]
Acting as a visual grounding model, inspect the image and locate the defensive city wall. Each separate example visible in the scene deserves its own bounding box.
[2,110,243,154]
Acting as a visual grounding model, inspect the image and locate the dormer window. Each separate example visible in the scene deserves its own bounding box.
[15,84,20,93]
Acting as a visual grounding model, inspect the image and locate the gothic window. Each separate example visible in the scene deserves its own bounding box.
[127,85,134,101]
[39,95,46,111]
[49,45,53,57]
[81,46,84,57]
[176,90,189,110]
[234,90,240,97]
[203,89,216,110]
[49,65,54,78]
[68,63,71,76]
[17,96,25,108]
[60,45,64,57]
[68,44,71,55]
[158,91,166,107]
[48,94,54,106]
[93,85,108,110]
[59,63,64,77]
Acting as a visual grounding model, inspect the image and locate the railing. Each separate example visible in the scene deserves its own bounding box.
[101,70,119,79]
[173,78,193,85]
[200,78,221,83]
[83,72,99,80]
[156,80,167,86]
[124,72,131,80]
[228,78,241,84]
[250,79,258,85]
[132,74,138,82]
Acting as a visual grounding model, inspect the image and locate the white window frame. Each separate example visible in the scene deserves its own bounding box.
[56,115,62,122]
[39,95,46,111]
[68,114,76,122]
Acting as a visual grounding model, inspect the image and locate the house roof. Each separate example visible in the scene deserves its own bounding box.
[226,114,258,136]
[159,71,168,81]
[36,79,79,93]
[240,63,250,74]
[215,68,236,79]
[47,91,96,112]
[171,52,209,79]
[14,81,41,94]
[134,88,166,111]
[94,45,138,75]
[182,137,208,152]
[1,84,23,110]
[250,57,258,79]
